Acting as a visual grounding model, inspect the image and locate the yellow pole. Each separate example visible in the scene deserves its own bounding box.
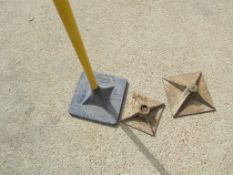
[53,0,98,90]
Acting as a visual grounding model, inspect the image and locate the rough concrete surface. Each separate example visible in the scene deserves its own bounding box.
[0,0,233,174]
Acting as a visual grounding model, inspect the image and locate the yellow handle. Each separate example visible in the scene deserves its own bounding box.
[53,0,98,90]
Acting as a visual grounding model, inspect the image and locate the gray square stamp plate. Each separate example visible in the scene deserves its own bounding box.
[69,72,128,125]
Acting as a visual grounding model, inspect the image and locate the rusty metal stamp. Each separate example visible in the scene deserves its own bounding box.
[163,72,216,118]
[121,93,165,136]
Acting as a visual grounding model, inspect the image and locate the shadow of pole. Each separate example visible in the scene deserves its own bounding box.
[121,124,171,175]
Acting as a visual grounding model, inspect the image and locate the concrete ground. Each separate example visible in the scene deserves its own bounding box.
[1,0,233,174]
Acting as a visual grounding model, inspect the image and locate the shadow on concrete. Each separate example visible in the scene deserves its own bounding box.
[121,124,171,175]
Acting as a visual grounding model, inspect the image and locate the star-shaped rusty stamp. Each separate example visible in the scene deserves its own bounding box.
[163,72,216,118]
[121,93,165,136]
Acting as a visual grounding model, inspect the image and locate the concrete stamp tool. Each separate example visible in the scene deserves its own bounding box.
[163,72,215,118]
[53,0,128,125]
[121,93,165,136]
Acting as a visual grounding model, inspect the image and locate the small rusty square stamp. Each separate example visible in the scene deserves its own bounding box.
[121,93,165,136]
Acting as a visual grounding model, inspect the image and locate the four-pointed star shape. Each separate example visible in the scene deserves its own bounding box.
[163,72,216,117]
[83,87,118,118]
[121,93,165,136]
